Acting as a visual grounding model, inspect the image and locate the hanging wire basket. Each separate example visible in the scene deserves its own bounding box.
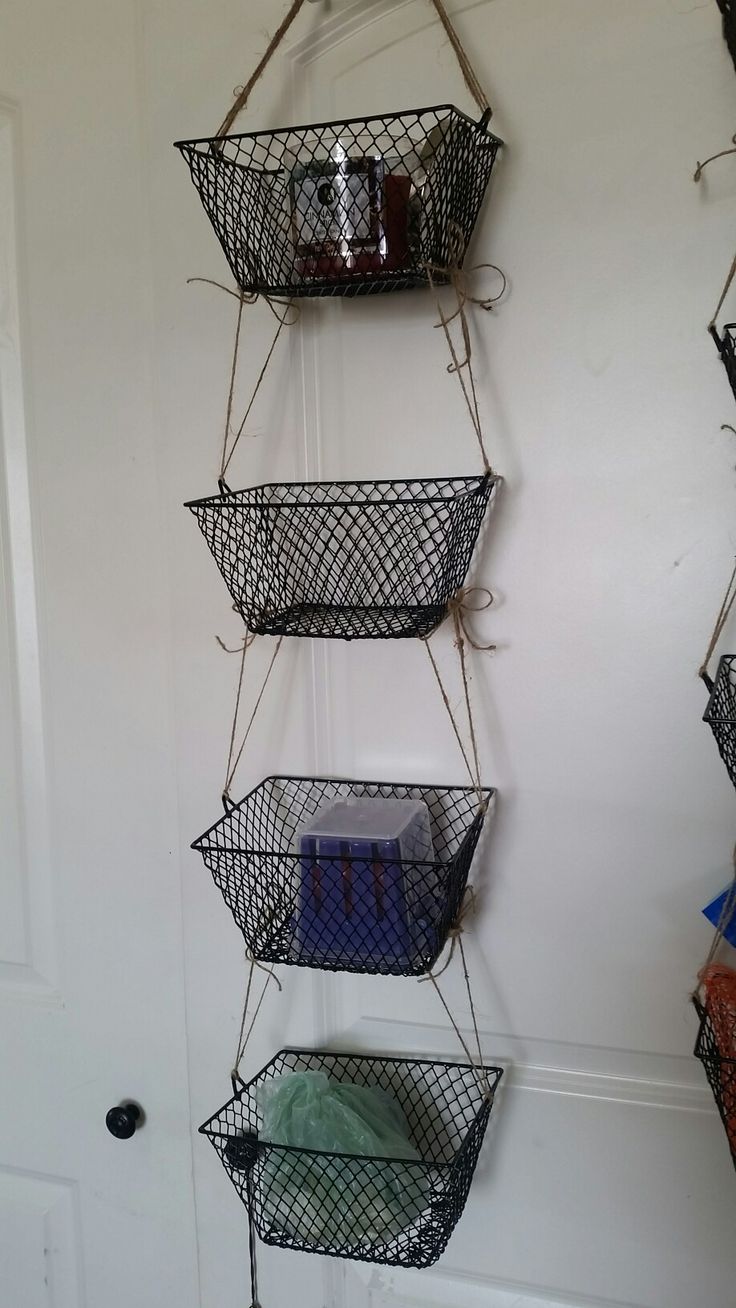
[200,1048,502,1267]
[693,997,736,1170]
[192,775,493,976]
[175,105,502,299]
[702,655,736,789]
[716,0,736,71]
[186,473,496,640]
[710,323,736,401]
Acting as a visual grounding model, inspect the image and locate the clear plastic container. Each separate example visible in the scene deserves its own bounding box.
[295,797,435,966]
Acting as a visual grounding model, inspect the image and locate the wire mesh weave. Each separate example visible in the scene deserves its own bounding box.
[200,1048,502,1267]
[186,473,495,640]
[702,656,736,789]
[716,0,736,71]
[693,998,736,1170]
[175,104,502,299]
[710,324,736,402]
[192,776,492,976]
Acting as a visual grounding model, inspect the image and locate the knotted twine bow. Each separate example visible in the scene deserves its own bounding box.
[447,585,495,653]
[425,221,507,475]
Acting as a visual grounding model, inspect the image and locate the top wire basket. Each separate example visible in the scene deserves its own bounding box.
[702,655,736,789]
[175,104,502,299]
[716,0,736,71]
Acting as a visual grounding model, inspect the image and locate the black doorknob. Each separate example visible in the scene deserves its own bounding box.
[105,1103,142,1140]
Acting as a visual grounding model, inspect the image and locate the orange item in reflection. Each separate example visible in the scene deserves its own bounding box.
[701,963,736,1151]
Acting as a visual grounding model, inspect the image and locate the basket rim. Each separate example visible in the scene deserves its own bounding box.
[191,772,494,855]
[703,653,736,725]
[173,101,504,151]
[199,1046,503,1169]
[184,471,497,512]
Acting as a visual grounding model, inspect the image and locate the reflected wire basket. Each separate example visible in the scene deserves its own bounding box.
[701,655,736,789]
[192,775,493,976]
[693,997,736,1170]
[174,104,502,299]
[186,473,496,640]
[716,0,736,72]
[710,324,736,402]
[200,1048,503,1267]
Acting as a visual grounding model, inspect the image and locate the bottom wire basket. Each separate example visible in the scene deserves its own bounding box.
[200,1048,502,1268]
[693,998,736,1170]
[702,656,736,789]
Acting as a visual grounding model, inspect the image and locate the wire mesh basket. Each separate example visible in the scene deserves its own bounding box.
[186,473,496,640]
[174,104,502,299]
[710,324,736,401]
[702,656,736,789]
[200,1048,502,1267]
[192,775,492,976]
[716,0,736,71]
[693,997,736,1170]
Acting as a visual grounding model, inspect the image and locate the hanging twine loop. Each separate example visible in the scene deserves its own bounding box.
[425,222,506,475]
[693,133,736,183]
[213,0,492,143]
[698,558,736,688]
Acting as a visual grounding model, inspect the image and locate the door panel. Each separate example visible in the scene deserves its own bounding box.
[0,3,199,1305]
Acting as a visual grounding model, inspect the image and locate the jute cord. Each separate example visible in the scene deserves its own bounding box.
[425,221,506,474]
[223,634,284,805]
[214,0,491,141]
[709,250,736,333]
[699,557,736,682]
[187,278,298,482]
[423,929,491,1098]
[693,134,736,183]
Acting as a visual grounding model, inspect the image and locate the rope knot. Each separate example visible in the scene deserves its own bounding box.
[447,585,495,652]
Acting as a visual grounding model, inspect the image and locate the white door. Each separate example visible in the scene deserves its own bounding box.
[4,1,736,1307]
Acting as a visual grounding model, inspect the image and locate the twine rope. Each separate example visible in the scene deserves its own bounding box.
[223,635,284,804]
[699,558,736,682]
[232,953,283,1089]
[419,885,475,979]
[424,933,491,1098]
[693,134,736,182]
[709,250,736,333]
[425,222,506,474]
[214,0,492,141]
[187,278,298,482]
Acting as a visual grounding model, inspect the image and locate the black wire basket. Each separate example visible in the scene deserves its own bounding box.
[716,0,736,71]
[174,104,502,299]
[693,998,736,1170]
[186,473,496,640]
[200,1048,503,1267]
[192,775,493,976]
[710,324,736,402]
[702,656,736,788]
